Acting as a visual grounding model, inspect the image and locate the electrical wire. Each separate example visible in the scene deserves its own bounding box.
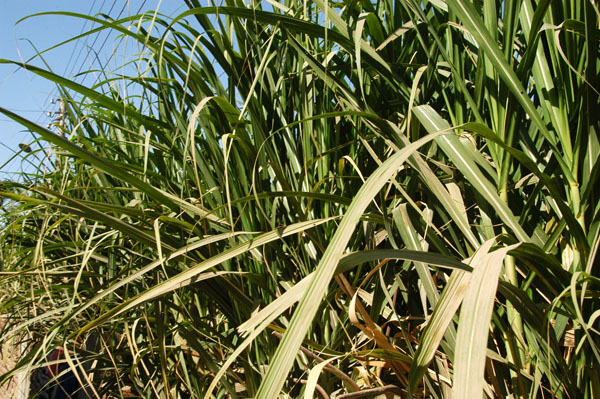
[24,1,153,130]
[61,0,100,78]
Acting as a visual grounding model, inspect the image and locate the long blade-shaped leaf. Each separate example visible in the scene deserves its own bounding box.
[453,243,518,398]
[413,105,532,244]
[407,240,494,394]
[255,130,446,398]
[74,218,334,336]
[0,106,179,211]
[445,0,576,185]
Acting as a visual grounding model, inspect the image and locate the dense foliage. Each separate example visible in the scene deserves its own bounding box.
[1,0,599,398]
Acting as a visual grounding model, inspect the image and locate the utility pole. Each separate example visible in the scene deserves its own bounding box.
[48,98,66,135]
[47,98,66,171]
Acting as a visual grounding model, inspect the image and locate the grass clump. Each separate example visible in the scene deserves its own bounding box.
[0,1,599,398]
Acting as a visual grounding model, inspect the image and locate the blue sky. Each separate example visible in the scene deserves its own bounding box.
[0,1,183,179]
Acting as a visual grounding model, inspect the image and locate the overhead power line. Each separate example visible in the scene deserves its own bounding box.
[62,0,100,78]
[35,1,148,130]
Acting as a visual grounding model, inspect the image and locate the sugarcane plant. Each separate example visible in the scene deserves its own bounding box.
[0,0,598,398]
